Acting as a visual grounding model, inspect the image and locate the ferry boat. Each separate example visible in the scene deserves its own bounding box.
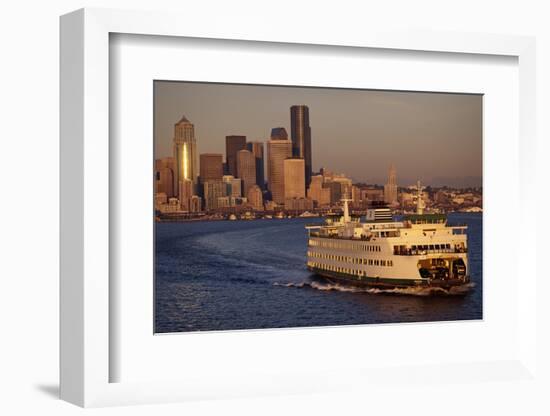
[305,183,469,289]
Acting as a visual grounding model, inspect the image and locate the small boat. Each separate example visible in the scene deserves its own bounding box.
[299,211,318,218]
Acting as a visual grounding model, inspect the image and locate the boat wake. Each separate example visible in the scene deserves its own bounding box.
[273,281,475,296]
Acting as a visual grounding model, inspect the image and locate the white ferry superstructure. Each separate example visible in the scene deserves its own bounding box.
[305,186,469,289]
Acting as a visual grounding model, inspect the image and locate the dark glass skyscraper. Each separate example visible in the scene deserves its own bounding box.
[290,105,312,188]
[225,135,247,177]
[246,141,265,190]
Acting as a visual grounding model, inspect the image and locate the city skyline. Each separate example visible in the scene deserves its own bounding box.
[154,81,482,187]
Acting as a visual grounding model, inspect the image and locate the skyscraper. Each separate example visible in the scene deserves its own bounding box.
[173,115,198,196]
[384,163,398,205]
[199,153,223,182]
[267,132,292,204]
[225,135,247,177]
[178,178,194,212]
[246,141,265,189]
[283,158,306,199]
[290,105,312,188]
[270,127,288,140]
[236,149,256,194]
[155,157,175,198]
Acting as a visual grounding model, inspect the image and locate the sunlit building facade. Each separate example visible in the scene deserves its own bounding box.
[283,158,306,199]
[307,175,331,207]
[236,149,256,195]
[222,175,242,197]
[285,197,314,211]
[199,153,223,182]
[203,180,226,211]
[178,178,194,212]
[173,115,197,196]
[267,134,292,204]
[155,157,175,198]
[247,185,263,210]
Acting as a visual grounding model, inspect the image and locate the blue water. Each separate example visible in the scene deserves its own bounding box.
[155,213,482,333]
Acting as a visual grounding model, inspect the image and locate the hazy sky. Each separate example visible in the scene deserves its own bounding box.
[154,81,482,187]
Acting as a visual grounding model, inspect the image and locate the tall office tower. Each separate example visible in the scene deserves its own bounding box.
[178,178,194,211]
[173,115,198,197]
[247,185,263,210]
[199,153,223,182]
[307,175,331,207]
[267,136,292,204]
[284,158,306,199]
[236,150,256,194]
[203,180,226,211]
[225,135,247,177]
[384,163,398,205]
[246,141,265,189]
[290,105,312,188]
[155,157,175,198]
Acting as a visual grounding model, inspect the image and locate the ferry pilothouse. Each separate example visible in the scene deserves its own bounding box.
[305,183,469,289]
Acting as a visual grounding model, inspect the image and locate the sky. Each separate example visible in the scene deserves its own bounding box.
[154,81,482,187]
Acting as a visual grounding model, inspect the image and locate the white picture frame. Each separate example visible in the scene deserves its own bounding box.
[60,7,538,408]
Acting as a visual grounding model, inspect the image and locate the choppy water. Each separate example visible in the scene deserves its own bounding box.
[155,213,482,333]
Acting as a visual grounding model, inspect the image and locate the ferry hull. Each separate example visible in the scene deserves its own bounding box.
[307,266,470,290]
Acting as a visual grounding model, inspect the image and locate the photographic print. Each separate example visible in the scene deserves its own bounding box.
[154,81,482,333]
